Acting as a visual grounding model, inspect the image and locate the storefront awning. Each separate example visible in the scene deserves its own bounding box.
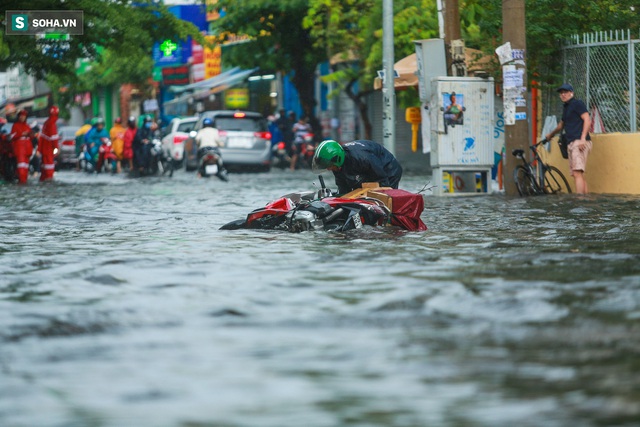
[373,48,494,90]
[168,67,241,94]
[163,67,258,108]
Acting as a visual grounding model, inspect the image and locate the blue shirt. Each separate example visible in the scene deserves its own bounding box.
[562,97,590,142]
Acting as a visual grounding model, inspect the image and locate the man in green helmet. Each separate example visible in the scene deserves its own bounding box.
[312,139,403,195]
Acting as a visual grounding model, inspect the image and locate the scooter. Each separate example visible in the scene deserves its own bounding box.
[271,141,290,170]
[197,146,228,181]
[79,138,112,173]
[137,138,173,177]
[220,175,427,232]
[299,133,316,168]
[98,138,118,173]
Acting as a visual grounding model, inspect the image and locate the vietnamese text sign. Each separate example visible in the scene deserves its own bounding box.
[162,65,190,86]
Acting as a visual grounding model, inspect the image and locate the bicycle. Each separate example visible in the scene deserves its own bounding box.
[512,138,572,196]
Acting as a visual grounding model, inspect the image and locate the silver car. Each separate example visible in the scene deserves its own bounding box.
[56,125,80,169]
[161,116,198,168]
[184,111,271,172]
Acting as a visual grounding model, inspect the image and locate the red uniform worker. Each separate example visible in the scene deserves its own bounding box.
[10,110,33,184]
[39,105,60,181]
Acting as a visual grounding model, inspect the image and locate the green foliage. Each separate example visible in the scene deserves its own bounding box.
[474,0,639,87]
[0,0,203,84]
[211,0,327,122]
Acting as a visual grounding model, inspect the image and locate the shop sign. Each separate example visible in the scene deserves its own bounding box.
[162,65,190,86]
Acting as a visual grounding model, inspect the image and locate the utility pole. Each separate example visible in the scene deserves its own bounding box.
[502,0,529,196]
[382,0,396,155]
[442,0,461,75]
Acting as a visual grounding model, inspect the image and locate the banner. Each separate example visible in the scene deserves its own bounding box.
[204,38,221,79]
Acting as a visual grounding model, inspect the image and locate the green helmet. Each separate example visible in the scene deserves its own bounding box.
[312,140,344,170]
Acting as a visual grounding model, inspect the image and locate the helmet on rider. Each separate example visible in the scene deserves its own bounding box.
[127,116,136,127]
[312,140,345,171]
[49,105,59,117]
[94,117,105,127]
[202,118,213,128]
[143,115,153,123]
[114,117,122,124]
[17,109,28,119]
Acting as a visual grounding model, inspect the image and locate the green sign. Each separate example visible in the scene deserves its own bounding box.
[160,39,178,56]
[42,32,70,40]
[33,96,49,111]
[152,67,162,82]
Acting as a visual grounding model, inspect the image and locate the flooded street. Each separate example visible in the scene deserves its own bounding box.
[1,169,639,427]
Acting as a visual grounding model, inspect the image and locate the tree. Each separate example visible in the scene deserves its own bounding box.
[474,0,639,88]
[306,0,492,140]
[209,0,327,135]
[0,0,204,83]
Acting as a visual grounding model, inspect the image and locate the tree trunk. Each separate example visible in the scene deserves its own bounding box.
[346,79,373,141]
[291,63,322,141]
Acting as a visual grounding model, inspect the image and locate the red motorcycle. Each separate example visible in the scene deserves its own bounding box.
[97,137,118,173]
[220,176,427,232]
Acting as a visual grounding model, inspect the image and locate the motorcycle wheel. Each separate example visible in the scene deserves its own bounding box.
[161,157,174,178]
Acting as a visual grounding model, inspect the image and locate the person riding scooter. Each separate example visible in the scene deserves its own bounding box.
[195,117,228,180]
[84,117,110,172]
[133,115,155,174]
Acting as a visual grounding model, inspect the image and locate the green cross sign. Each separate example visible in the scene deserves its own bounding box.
[160,39,178,56]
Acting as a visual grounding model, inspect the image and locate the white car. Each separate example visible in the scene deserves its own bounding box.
[161,117,198,168]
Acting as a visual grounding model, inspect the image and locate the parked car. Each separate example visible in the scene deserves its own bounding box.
[184,110,272,172]
[161,116,198,169]
[56,125,80,169]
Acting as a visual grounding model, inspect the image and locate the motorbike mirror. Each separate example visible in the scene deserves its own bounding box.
[189,130,197,138]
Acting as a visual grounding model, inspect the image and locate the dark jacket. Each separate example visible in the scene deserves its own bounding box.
[133,126,153,149]
[332,140,403,195]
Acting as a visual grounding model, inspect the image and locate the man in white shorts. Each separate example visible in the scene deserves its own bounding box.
[545,83,592,194]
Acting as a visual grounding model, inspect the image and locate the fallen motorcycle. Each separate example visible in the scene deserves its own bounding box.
[220,176,427,232]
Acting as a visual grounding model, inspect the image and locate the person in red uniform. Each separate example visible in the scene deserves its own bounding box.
[38,105,60,181]
[10,110,33,184]
[123,116,136,171]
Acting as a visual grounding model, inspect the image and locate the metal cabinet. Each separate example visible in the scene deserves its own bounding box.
[429,77,495,196]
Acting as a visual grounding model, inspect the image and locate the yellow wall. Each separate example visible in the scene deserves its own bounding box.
[540,133,640,194]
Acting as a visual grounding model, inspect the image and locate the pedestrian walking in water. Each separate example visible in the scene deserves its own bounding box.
[123,116,136,172]
[110,117,126,173]
[9,110,33,184]
[545,83,592,194]
[38,106,60,182]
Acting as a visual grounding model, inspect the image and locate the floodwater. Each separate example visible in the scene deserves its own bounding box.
[1,169,639,427]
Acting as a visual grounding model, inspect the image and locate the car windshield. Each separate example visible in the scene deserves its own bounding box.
[213,117,266,132]
[177,121,195,133]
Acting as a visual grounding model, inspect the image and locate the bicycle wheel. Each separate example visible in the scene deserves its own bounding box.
[513,165,539,196]
[543,166,572,194]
